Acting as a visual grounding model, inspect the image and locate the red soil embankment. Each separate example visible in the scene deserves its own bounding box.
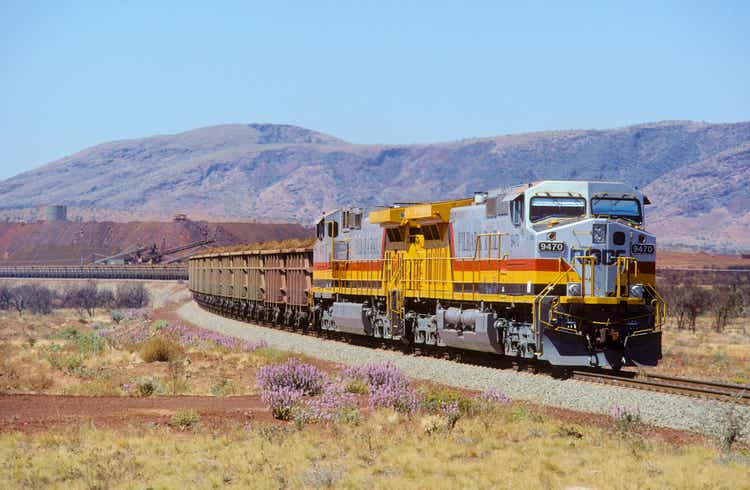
[0,220,311,265]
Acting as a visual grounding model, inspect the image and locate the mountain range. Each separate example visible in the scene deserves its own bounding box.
[1,121,749,252]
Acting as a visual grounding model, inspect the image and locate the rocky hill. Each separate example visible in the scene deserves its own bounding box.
[1,121,749,252]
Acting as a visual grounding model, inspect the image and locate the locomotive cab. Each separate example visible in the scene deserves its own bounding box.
[514,181,663,369]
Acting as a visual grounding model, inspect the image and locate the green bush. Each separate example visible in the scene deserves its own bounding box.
[74,332,106,356]
[136,377,159,397]
[55,326,81,340]
[210,379,236,397]
[152,320,168,331]
[170,409,200,430]
[111,311,124,324]
[63,354,84,372]
[139,336,182,363]
[54,327,106,356]
[419,387,475,415]
[343,378,369,395]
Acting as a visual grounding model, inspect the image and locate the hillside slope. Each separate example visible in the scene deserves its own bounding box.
[645,142,750,251]
[1,121,749,251]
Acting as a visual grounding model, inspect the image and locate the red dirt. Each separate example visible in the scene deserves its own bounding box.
[0,220,310,265]
[657,250,750,269]
[0,394,270,433]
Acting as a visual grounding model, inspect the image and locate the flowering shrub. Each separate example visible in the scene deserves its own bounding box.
[256,358,327,395]
[369,380,420,414]
[99,318,267,354]
[477,388,513,405]
[343,362,418,414]
[343,362,408,390]
[160,323,267,352]
[261,385,303,420]
[302,382,359,423]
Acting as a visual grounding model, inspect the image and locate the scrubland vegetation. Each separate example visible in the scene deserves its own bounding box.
[1,393,748,489]
[0,304,281,397]
[655,270,750,384]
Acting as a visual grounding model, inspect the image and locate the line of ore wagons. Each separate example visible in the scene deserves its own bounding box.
[188,239,315,315]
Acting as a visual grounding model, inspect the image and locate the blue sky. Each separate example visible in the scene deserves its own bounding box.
[1,1,748,179]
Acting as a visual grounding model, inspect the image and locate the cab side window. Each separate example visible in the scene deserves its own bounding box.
[510,195,524,226]
[316,220,325,240]
[327,221,339,238]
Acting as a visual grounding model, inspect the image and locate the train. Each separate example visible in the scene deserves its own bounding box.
[188,180,665,370]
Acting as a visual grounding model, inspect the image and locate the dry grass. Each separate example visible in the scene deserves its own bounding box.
[0,407,747,489]
[653,317,750,385]
[139,336,183,363]
[0,309,281,397]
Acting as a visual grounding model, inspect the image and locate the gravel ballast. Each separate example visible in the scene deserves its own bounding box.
[178,301,750,440]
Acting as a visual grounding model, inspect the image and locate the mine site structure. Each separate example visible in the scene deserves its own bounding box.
[189,180,665,370]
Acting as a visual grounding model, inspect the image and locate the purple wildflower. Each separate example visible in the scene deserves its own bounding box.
[261,386,303,420]
[303,382,359,423]
[256,358,327,396]
[477,388,512,405]
[369,382,420,414]
[342,362,418,414]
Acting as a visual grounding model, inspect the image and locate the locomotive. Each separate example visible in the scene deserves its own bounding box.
[189,180,665,370]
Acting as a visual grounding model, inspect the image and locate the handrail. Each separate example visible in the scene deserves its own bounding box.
[531,269,570,355]
[615,256,638,299]
[574,255,597,296]
[644,283,666,330]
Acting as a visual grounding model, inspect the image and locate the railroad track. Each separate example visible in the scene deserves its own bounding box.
[572,370,750,405]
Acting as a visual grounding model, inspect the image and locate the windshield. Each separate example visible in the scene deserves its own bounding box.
[591,197,642,223]
[530,197,586,222]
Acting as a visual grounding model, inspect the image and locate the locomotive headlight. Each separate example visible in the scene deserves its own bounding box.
[592,224,606,243]
[567,282,582,297]
[629,284,644,299]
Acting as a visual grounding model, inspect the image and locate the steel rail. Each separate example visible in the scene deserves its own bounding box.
[572,370,750,404]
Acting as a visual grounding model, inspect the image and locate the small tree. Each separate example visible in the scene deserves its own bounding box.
[116,283,150,308]
[24,284,53,315]
[97,288,116,309]
[711,287,744,332]
[683,287,708,332]
[0,286,12,310]
[9,287,26,316]
[666,284,689,330]
[63,282,101,317]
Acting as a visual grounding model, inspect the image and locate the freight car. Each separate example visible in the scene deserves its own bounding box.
[190,180,665,370]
